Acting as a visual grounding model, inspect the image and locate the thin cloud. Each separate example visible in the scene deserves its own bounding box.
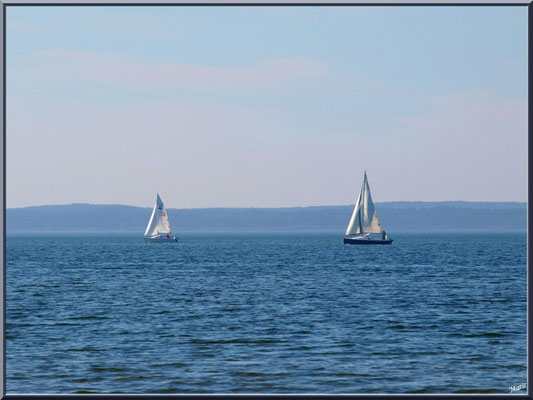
[10,49,331,95]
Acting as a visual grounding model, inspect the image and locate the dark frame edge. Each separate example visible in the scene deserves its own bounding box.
[2,0,5,399]
[2,396,533,400]
[0,2,530,6]
[0,2,530,400]
[529,0,533,399]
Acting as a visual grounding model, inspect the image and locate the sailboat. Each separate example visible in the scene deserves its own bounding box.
[344,171,392,245]
[144,194,178,242]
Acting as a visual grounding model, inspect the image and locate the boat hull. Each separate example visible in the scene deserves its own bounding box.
[144,236,178,243]
[344,237,393,245]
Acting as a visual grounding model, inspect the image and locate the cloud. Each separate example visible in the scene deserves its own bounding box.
[7,49,527,206]
[395,90,526,146]
[6,20,41,33]
[9,49,331,96]
[386,90,527,201]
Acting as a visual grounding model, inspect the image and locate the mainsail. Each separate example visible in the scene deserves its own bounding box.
[144,194,172,237]
[345,171,383,236]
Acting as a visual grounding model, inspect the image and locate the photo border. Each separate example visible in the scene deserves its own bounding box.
[1,0,530,398]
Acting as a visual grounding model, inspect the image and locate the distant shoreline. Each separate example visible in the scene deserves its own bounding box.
[6,200,528,211]
[6,202,527,233]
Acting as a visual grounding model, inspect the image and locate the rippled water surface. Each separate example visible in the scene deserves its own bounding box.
[6,232,527,394]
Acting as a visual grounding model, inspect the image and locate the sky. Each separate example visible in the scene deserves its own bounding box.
[6,6,528,209]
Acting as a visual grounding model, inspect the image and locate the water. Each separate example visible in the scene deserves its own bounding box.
[6,232,527,394]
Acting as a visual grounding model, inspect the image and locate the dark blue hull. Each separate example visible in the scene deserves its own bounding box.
[344,237,393,245]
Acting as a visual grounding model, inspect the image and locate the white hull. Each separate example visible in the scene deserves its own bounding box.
[144,236,178,243]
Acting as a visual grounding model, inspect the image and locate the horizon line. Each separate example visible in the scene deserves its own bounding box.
[5,200,528,210]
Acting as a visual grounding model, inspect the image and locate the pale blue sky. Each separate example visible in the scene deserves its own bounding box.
[7,6,527,208]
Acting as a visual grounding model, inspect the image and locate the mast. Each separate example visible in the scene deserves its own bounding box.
[359,171,365,234]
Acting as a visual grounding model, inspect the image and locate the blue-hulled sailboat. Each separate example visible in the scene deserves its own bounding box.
[344,171,392,245]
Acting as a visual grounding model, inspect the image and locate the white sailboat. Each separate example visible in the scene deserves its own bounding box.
[344,171,392,245]
[144,194,178,242]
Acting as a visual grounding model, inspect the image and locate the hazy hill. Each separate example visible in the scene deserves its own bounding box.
[6,202,527,233]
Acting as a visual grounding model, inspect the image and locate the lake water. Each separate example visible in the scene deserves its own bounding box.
[6,232,527,394]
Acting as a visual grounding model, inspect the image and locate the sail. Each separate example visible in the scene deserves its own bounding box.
[345,172,383,236]
[345,190,363,236]
[361,174,383,234]
[144,194,171,237]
